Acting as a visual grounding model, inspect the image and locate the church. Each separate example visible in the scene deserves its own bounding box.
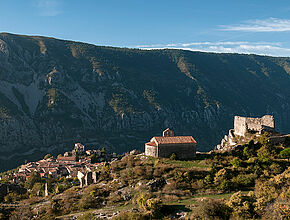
[145,128,197,159]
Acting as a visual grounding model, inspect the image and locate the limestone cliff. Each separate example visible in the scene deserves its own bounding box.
[0,33,290,171]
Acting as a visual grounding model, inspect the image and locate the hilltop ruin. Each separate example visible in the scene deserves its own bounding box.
[234,115,275,136]
[216,115,276,150]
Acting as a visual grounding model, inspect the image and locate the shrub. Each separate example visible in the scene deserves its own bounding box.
[24,171,42,189]
[169,153,177,160]
[257,145,271,163]
[190,199,231,220]
[218,180,230,191]
[262,197,290,220]
[135,192,162,217]
[231,157,242,168]
[280,148,290,161]
[231,173,255,188]
[114,211,148,220]
[227,191,257,219]
[214,168,228,185]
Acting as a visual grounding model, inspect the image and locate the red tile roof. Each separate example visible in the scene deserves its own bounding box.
[57,156,76,161]
[145,141,157,147]
[153,136,196,145]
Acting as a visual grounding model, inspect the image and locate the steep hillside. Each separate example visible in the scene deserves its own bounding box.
[0,33,290,171]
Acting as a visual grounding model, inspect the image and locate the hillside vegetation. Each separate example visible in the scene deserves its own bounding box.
[1,134,289,219]
[0,33,290,171]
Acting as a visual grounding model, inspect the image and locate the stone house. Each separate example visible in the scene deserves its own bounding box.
[72,143,85,155]
[145,128,197,159]
[78,171,98,187]
[57,156,76,163]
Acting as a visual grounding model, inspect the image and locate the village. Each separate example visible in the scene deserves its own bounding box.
[0,143,121,196]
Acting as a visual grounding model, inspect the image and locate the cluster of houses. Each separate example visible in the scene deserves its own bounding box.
[6,143,115,186]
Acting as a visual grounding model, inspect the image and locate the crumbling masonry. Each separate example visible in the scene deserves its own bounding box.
[234,115,275,136]
[216,115,275,150]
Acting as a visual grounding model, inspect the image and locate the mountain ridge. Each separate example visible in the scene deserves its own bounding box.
[0,33,290,171]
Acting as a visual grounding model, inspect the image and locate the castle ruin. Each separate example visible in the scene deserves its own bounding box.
[234,115,275,136]
[216,115,275,151]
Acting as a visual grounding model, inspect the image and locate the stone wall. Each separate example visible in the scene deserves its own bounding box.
[234,115,275,136]
[261,115,275,128]
[145,145,158,157]
[234,116,247,136]
[158,144,196,159]
[268,135,290,146]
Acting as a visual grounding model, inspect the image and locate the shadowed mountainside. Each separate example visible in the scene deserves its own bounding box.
[0,33,290,171]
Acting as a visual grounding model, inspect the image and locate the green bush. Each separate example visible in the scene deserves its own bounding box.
[231,157,242,168]
[190,199,231,220]
[280,148,290,161]
[114,211,148,220]
[24,172,42,189]
[257,145,272,163]
[227,191,257,219]
[169,153,177,160]
[231,173,255,188]
[134,192,162,218]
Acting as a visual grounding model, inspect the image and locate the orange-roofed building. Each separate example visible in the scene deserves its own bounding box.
[57,156,76,163]
[145,128,196,159]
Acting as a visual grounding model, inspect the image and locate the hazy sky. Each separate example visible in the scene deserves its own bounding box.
[1,0,290,56]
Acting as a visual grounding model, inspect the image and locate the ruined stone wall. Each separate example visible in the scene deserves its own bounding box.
[246,118,263,132]
[158,144,196,159]
[261,115,275,128]
[234,116,247,136]
[234,115,275,136]
[145,145,158,157]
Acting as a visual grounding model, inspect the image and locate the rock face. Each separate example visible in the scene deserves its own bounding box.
[0,33,290,171]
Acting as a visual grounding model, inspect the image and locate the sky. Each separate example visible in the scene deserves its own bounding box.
[1,0,290,57]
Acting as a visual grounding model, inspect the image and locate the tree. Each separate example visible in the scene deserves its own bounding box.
[190,199,231,220]
[25,172,42,189]
[243,147,251,159]
[169,153,177,160]
[101,147,106,154]
[136,193,161,216]
[227,191,257,219]
[31,182,43,196]
[231,158,242,168]
[280,148,290,161]
[257,145,271,163]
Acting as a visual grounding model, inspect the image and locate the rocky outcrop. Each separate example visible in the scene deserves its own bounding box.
[0,33,290,171]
